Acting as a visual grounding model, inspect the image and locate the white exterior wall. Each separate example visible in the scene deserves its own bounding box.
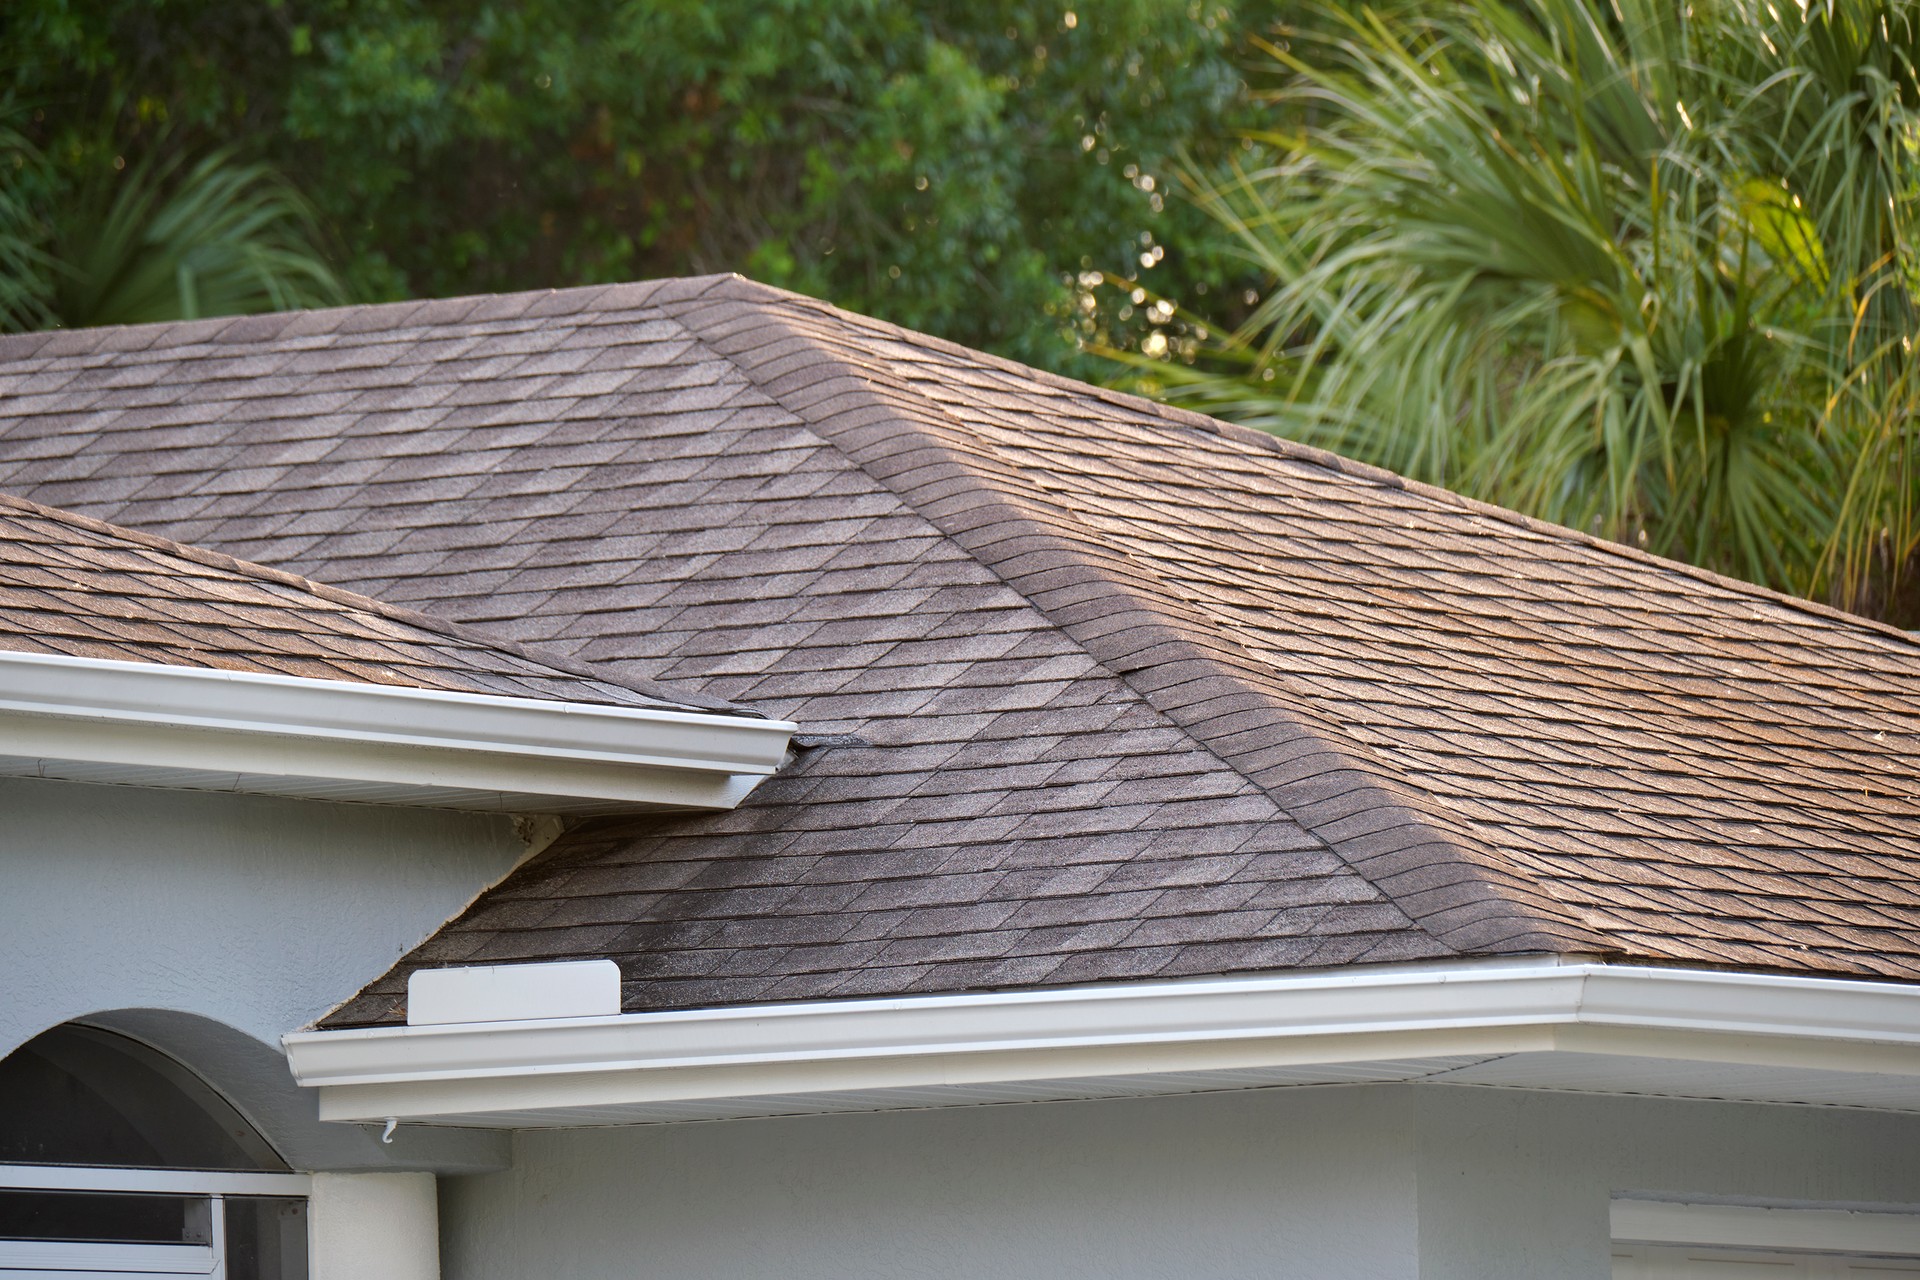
[0,774,527,1169]
[441,1083,1920,1280]
[442,1085,1421,1280]
[311,1172,441,1280]
[1413,1085,1920,1280]
[0,775,527,1054]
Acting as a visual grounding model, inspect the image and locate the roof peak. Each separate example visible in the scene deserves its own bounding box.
[0,275,746,363]
[14,268,1914,653]
[697,276,1920,657]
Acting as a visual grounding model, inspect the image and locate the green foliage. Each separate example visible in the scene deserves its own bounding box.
[0,121,345,333]
[48,149,345,328]
[1146,0,1920,620]
[0,111,55,332]
[6,0,1276,373]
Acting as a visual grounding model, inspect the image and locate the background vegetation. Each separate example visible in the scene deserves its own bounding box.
[4,0,1271,373]
[6,0,1920,622]
[1146,0,1920,623]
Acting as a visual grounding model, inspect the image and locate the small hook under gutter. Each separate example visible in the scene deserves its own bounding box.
[380,1117,398,1145]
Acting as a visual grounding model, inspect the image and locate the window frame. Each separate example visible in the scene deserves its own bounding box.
[0,1164,309,1280]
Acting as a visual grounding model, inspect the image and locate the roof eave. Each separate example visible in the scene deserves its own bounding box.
[0,650,796,814]
[282,957,1920,1126]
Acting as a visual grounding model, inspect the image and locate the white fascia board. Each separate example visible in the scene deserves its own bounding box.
[0,650,795,812]
[282,958,1920,1123]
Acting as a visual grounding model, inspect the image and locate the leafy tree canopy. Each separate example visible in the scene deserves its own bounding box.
[1142,0,1920,622]
[7,0,1274,372]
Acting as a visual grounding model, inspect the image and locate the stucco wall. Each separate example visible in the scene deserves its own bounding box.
[0,775,528,1169]
[441,1085,1421,1280]
[1413,1084,1920,1280]
[440,1082,1920,1280]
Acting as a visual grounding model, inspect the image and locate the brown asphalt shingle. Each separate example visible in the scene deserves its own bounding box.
[0,490,740,713]
[2,274,1918,1025]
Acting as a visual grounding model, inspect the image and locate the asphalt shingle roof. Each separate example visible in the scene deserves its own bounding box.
[0,489,735,713]
[0,274,1916,1026]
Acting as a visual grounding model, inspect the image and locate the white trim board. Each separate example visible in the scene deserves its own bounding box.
[0,650,794,814]
[283,958,1920,1126]
[0,1165,310,1197]
[0,1238,217,1274]
[1613,1200,1920,1257]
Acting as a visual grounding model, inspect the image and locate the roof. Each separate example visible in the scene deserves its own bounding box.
[0,275,1915,1027]
[0,489,736,714]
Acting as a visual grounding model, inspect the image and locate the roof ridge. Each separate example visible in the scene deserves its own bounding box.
[0,490,755,716]
[0,275,745,363]
[668,278,1611,958]
[13,272,1905,649]
[718,278,1920,657]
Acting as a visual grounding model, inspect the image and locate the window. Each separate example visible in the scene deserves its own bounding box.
[0,1025,309,1279]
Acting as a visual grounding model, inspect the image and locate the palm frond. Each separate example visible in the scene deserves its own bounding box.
[52,150,345,330]
[1160,0,1915,610]
[0,106,55,334]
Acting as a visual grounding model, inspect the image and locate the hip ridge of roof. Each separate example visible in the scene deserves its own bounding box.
[701,277,1920,656]
[667,279,1611,959]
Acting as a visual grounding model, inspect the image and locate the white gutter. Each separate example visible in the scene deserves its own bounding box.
[283,958,1920,1124]
[0,650,795,813]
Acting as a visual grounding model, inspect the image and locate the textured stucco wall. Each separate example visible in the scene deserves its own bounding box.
[311,1172,441,1280]
[0,775,527,1169]
[441,1082,1920,1280]
[440,1085,1422,1280]
[1411,1084,1920,1280]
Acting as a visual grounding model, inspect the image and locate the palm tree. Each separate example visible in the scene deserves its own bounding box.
[47,149,346,330]
[0,114,344,334]
[1153,0,1920,621]
[0,116,54,333]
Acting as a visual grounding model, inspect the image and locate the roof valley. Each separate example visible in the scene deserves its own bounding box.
[667,281,1610,958]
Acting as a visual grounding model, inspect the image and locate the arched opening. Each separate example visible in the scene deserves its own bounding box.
[0,1024,285,1171]
[0,1024,308,1279]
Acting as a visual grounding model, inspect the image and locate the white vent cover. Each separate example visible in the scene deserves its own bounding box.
[407,960,621,1026]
